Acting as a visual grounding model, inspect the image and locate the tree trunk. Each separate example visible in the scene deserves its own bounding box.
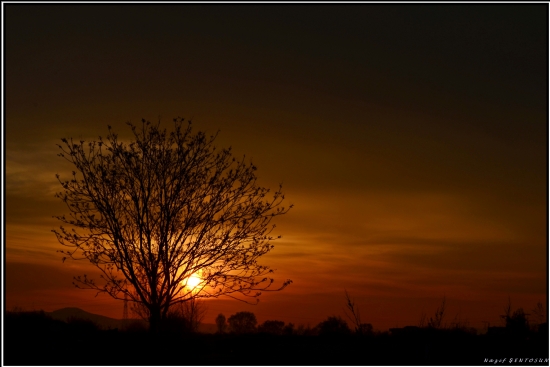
[149,304,162,334]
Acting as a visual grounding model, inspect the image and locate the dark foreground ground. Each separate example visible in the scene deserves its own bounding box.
[4,312,549,366]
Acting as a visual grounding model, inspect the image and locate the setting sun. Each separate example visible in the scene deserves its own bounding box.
[187,273,201,289]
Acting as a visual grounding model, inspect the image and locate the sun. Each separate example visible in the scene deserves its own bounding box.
[187,273,201,289]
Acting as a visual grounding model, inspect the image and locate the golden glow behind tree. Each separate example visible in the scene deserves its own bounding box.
[53,118,292,331]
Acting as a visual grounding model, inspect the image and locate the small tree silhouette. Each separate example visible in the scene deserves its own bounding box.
[317,316,351,336]
[258,320,285,335]
[449,312,470,331]
[343,290,373,335]
[228,311,257,334]
[165,298,207,333]
[427,296,446,329]
[343,290,361,329]
[283,322,295,335]
[501,299,530,337]
[531,301,546,329]
[344,291,372,335]
[418,310,427,328]
[294,324,316,336]
[215,313,227,334]
[53,118,292,332]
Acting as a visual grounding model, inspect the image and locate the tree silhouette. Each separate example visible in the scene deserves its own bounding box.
[501,298,530,338]
[531,301,546,329]
[258,320,285,335]
[164,298,207,333]
[317,316,351,336]
[343,290,372,335]
[215,313,227,334]
[343,290,362,330]
[228,311,257,334]
[53,118,292,332]
[427,296,447,329]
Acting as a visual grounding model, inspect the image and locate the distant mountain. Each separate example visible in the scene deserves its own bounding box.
[48,307,126,330]
[48,307,217,333]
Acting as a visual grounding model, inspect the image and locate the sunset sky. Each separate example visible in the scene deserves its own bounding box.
[5,4,548,331]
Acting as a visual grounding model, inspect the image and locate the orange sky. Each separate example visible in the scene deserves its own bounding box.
[5,4,548,331]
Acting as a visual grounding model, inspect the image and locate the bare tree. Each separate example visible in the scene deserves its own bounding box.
[343,290,361,331]
[449,311,470,331]
[53,118,292,332]
[501,296,512,326]
[418,309,427,328]
[427,296,446,329]
[500,298,530,336]
[165,298,207,333]
[531,301,546,327]
[343,290,372,335]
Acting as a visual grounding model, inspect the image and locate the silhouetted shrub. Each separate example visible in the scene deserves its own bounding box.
[5,310,66,335]
[6,310,50,325]
[258,320,285,335]
[505,308,530,337]
[295,324,317,336]
[162,311,189,334]
[317,316,351,336]
[427,296,447,329]
[531,301,546,331]
[161,300,207,334]
[500,299,531,339]
[356,323,374,335]
[283,322,295,335]
[215,313,227,334]
[228,311,257,334]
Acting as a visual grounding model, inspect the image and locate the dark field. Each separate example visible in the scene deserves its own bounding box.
[4,311,548,366]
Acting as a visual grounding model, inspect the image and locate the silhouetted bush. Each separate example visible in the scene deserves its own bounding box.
[356,322,374,335]
[294,323,317,336]
[317,316,351,336]
[156,300,207,334]
[283,322,295,335]
[215,313,227,334]
[427,296,447,329]
[6,310,50,325]
[501,299,532,340]
[506,308,530,336]
[258,320,285,335]
[5,310,66,335]
[162,311,189,334]
[228,311,257,334]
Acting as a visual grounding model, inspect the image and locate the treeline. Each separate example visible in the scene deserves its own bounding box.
[4,306,548,365]
[214,311,370,336]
